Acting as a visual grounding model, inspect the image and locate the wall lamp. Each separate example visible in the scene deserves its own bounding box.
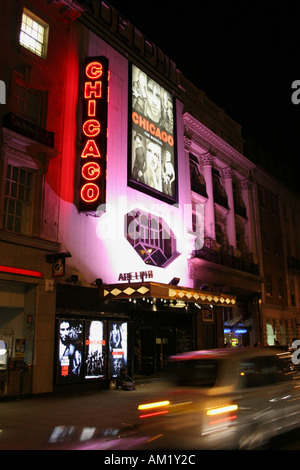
[66,274,78,283]
[169,277,180,286]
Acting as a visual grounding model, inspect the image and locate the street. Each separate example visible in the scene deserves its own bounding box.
[0,380,168,450]
[1,380,300,451]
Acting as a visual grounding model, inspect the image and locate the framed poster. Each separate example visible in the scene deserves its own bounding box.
[57,318,83,383]
[128,64,177,204]
[84,320,106,380]
[108,321,128,377]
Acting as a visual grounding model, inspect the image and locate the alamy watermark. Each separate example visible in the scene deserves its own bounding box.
[0,80,6,104]
[95,197,205,251]
[291,80,300,105]
[291,340,300,364]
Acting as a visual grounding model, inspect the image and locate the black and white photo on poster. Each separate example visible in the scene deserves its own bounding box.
[108,321,128,377]
[58,318,83,383]
[130,64,176,201]
[84,320,106,379]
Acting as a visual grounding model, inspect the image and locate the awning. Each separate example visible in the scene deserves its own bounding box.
[100,282,236,307]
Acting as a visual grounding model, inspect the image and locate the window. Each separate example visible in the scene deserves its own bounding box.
[265,273,272,296]
[258,186,266,208]
[19,9,49,59]
[3,164,34,234]
[290,279,296,306]
[11,75,45,126]
[189,157,207,197]
[238,355,289,388]
[278,277,284,298]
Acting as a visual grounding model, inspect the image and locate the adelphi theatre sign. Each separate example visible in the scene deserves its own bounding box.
[79,57,109,213]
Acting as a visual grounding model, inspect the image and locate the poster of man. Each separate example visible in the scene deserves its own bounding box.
[58,319,83,383]
[130,64,176,201]
[108,321,128,377]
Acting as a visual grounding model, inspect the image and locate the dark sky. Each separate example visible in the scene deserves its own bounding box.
[108,1,300,181]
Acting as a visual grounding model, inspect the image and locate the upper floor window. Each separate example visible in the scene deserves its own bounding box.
[11,73,45,126]
[3,164,34,234]
[19,9,49,59]
[265,273,273,296]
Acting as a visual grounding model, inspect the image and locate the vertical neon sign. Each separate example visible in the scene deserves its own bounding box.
[79,57,109,212]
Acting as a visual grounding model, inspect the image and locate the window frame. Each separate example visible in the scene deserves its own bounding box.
[10,71,47,128]
[19,8,49,60]
[3,163,36,235]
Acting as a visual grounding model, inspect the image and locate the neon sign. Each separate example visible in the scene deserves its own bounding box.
[79,57,109,212]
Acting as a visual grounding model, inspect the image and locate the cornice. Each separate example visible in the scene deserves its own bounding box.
[183,112,255,172]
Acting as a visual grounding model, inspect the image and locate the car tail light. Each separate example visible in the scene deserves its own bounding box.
[206,404,238,425]
[138,400,170,419]
[206,404,238,416]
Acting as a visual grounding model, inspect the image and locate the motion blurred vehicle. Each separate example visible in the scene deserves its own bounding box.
[136,348,300,449]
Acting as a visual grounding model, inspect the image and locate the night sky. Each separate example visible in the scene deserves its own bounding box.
[108,1,300,190]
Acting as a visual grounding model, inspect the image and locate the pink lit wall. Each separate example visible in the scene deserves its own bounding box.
[57,27,195,288]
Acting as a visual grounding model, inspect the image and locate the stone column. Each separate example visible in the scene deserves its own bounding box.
[200,153,215,240]
[221,167,236,248]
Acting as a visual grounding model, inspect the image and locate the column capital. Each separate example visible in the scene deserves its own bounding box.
[200,152,214,166]
[221,166,234,180]
[184,136,192,151]
[241,179,253,191]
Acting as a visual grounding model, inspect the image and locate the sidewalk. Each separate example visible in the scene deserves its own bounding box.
[0,378,169,450]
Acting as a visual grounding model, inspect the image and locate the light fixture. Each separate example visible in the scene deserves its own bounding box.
[169,277,180,285]
[91,278,102,286]
[66,274,78,283]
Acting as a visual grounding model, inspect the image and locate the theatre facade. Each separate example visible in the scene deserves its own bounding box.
[0,0,263,395]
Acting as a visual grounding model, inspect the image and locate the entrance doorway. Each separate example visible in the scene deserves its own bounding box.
[134,323,192,375]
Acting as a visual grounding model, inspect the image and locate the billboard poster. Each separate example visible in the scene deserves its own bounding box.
[128,64,177,203]
[84,320,106,379]
[108,321,128,377]
[57,319,83,383]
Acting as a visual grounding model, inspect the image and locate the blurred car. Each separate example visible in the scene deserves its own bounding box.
[136,348,300,449]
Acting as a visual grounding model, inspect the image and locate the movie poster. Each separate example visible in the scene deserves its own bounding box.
[108,321,128,377]
[129,64,177,202]
[57,318,83,383]
[84,320,106,380]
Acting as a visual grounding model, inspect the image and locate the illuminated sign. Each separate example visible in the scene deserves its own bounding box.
[109,321,128,377]
[118,270,153,282]
[0,265,43,278]
[128,64,177,204]
[84,320,106,380]
[79,57,109,212]
[57,318,83,384]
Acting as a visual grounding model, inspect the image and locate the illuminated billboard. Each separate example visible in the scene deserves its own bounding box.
[128,64,177,203]
[79,57,109,213]
[84,320,106,379]
[108,321,128,377]
[57,318,83,384]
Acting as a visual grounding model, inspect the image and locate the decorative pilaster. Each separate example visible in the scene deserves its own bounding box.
[221,167,236,248]
[200,153,215,239]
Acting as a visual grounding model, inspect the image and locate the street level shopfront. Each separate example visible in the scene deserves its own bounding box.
[54,282,236,389]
